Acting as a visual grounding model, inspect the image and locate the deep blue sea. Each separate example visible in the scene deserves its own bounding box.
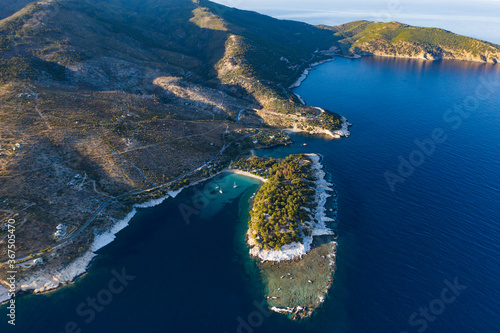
[2,56,500,333]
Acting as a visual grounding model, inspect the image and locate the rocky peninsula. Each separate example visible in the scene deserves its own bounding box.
[233,154,338,319]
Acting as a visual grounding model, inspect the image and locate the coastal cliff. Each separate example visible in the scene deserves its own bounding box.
[1,0,497,317]
[0,0,345,300]
[323,21,500,63]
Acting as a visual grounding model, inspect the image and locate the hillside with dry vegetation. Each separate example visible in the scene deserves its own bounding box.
[324,20,500,63]
[1,0,497,295]
[0,0,346,283]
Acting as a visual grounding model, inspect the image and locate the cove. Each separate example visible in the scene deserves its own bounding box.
[2,56,500,333]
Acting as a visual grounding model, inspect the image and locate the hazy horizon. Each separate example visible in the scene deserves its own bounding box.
[212,0,500,44]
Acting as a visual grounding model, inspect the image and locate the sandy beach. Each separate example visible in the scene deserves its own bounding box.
[4,168,262,302]
[227,169,268,183]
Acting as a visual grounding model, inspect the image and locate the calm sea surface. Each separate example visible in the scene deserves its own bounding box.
[2,56,500,333]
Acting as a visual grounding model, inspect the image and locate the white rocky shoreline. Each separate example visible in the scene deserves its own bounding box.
[287,53,352,140]
[284,116,352,139]
[289,67,354,141]
[0,284,8,304]
[1,154,341,322]
[1,86,345,307]
[247,153,340,318]
[289,58,335,90]
[0,192,177,304]
[0,175,218,304]
[0,168,275,305]
[248,153,337,261]
[290,58,336,105]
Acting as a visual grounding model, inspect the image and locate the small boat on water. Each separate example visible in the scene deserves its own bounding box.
[219,188,223,194]
[233,182,238,188]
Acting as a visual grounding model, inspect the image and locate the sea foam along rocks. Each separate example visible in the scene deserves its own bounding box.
[0,284,9,303]
[289,59,335,89]
[17,193,171,296]
[14,171,232,297]
[18,250,96,294]
[331,116,351,139]
[249,154,336,261]
[15,172,227,297]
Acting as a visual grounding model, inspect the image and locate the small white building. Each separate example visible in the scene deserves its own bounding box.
[33,258,44,265]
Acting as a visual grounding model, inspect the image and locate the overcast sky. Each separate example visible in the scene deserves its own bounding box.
[212,0,500,44]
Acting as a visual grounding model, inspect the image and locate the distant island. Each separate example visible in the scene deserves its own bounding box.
[323,20,500,63]
[0,0,497,320]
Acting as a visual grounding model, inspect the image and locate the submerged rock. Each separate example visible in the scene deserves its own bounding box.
[257,237,338,320]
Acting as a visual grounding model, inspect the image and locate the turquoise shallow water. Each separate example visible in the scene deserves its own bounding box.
[2,56,500,332]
